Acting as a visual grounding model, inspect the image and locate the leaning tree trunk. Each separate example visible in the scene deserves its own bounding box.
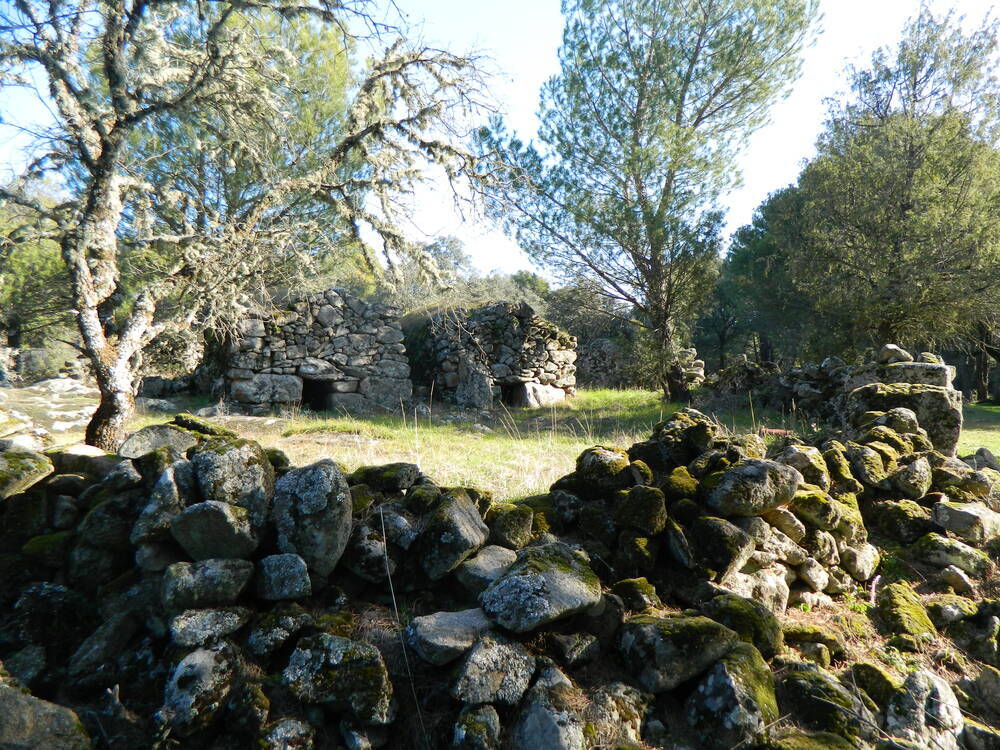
[83,346,138,450]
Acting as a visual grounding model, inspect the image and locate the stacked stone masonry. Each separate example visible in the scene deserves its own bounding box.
[427,302,578,410]
[225,288,412,414]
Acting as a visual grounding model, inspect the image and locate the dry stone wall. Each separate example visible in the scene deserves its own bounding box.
[224,288,412,414]
[427,302,578,409]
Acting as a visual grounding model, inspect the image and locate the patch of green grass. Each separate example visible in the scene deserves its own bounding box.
[282,417,397,440]
[959,403,1000,456]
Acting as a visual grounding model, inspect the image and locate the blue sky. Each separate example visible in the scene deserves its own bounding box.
[2,0,996,275]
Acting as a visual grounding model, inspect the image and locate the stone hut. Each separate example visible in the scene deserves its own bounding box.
[424,302,577,409]
[224,288,412,413]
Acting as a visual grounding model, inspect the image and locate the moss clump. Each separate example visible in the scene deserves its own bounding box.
[782,624,846,660]
[0,450,54,500]
[664,466,698,501]
[614,532,659,576]
[171,413,237,437]
[843,661,900,709]
[924,594,978,628]
[702,593,783,660]
[485,502,534,549]
[615,485,667,535]
[877,500,935,544]
[911,532,990,576]
[134,445,184,481]
[611,577,662,610]
[21,530,75,567]
[575,445,632,491]
[776,670,874,744]
[516,494,555,534]
[790,488,842,531]
[859,425,912,455]
[875,582,936,640]
[264,447,290,472]
[349,462,420,493]
[823,448,864,495]
[764,730,857,749]
[404,484,441,514]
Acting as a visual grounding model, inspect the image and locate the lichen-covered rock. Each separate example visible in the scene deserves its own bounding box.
[846,443,888,486]
[618,614,739,693]
[843,382,962,456]
[690,516,754,583]
[509,665,587,750]
[283,633,393,724]
[170,607,251,647]
[615,485,667,534]
[450,633,535,705]
[575,445,633,492]
[878,500,935,544]
[256,553,312,601]
[884,670,964,750]
[705,459,802,517]
[685,641,778,750]
[777,445,831,491]
[417,489,489,581]
[456,545,517,594]
[246,604,312,659]
[840,543,881,582]
[260,719,315,750]
[611,577,663,611]
[119,424,199,459]
[157,643,235,736]
[876,582,937,641]
[130,460,196,545]
[452,704,501,750]
[479,542,601,632]
[0,448,53,500]
[405,608,492,666]
[887,456,932,499]
[702,594,783,659]
[789,488,842,531]
[0,684,91,749]
[162,558,254,612]
[191,436,275,531]
[271,459,352,577]
[485,502,534,549]
[776,668,876,745]
[912,532,990,576]
[763,507,807,543]
[932,501,1000,547]
[170,500,257,560]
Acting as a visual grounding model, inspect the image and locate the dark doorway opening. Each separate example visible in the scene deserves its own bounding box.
[499,382,525,407]
[301,378,332,411]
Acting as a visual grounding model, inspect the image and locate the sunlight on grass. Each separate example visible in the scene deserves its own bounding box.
[282,416,397,440]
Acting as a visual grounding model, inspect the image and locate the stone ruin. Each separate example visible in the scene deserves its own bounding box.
[2,386,1000,748]
[424,302,578,409]
[709,344,963,455]
[223,288,412,414]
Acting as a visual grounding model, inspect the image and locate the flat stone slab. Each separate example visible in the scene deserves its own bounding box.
[405,608,492,665]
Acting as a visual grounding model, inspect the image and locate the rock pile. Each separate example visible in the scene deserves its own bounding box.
[223,288,412,414]
[574,337,628,387]
[0,400,998,749]
[708,344,964,455]
[425,302,577,409]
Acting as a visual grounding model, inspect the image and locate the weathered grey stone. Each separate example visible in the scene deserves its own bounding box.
[840,543,881,582]
[169,607,251,647]
[452,705,501,750]
[618,614,739,693]
[256,554,312,601]
[843,382,963,456]
[0,448,53,499]
[191,437,274,531]
[451,634,535,706]
[230,373,303,404]
[912,532,990,576]
[480,542,602,633]
[509,665,587,750]
[879,344,913,364]
[131,461,195,545]
[158,643,235,736]
[170,500,257,560]
[777,445,830,490]
[455,545,517,593]
[888,456,932,499]
[510,382,567,408]
[162,559,254,612]
[884,670,964,750]
[685,642,778,750]
[405,608,492,665]
[417,490,489,581]
[260,719,316,750]
[272,460,352,577]
[933,501,1000,546]
[0,685,91,749]
[705,459,803,517]
[119,424,199,459]
[283,634,394,725]
[68,611,139,675]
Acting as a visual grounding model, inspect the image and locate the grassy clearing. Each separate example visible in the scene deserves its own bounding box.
[37,387,1000,501]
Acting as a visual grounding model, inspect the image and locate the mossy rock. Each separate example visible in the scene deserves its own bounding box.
[0,491,48,541]
[859,426,912,455]
[349,484,379,514]
[579,502,617,545]
[877,500,935,544]
[843,661,901,709]
[782,624,846,661]
[664,466,698,501]
[776,669,876,745]
[0,450,54,500]
[264,447,291,472]
[823,448,864,495]
[702,593,783,660]
[515,494,554,534]
[404,484,441,514]
[875,582,936,640]
[924,594,978,628]
[615,485,667,535]
[614,532,659,576]
[611,577,663,611]
[133,445,184,481]
[690,516,753,582]
[668,497,702,526]
[575,445,633,492]
[790,488,842,531]
[349,462,420,493]
[171,413,237,438]
[485,502,534,549]
[911,532,990,577]
[21,530,75,568]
